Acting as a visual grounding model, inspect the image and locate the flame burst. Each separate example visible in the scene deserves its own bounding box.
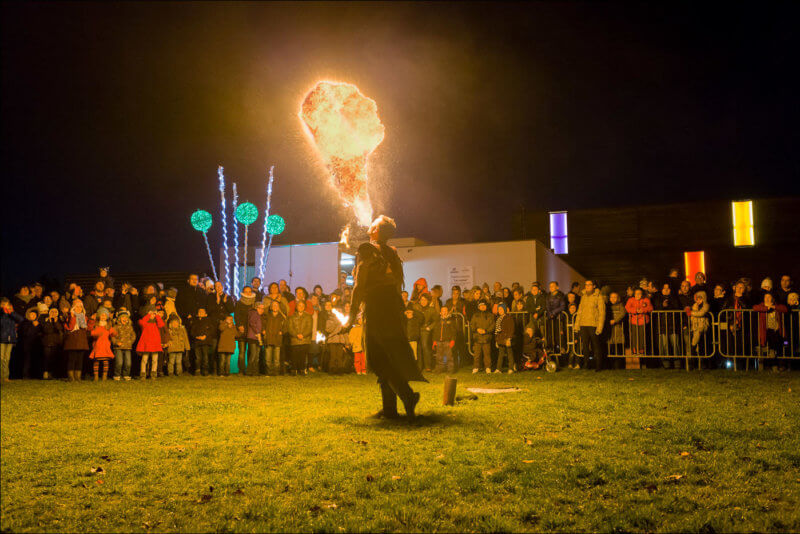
[300,81,385,227]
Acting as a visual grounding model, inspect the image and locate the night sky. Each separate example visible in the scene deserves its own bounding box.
[2,2,798,293]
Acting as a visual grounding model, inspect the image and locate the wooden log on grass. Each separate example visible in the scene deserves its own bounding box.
[443,377,457,406]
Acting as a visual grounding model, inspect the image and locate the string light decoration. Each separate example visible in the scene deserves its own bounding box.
[236,201,259,284]
[261,214,286,274]
[258,166,275,279]
[232,183,240,295]
[217,167,230,294]
[190,210,217,281]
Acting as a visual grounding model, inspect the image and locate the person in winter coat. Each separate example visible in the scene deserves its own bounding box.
[606,292,627,361]
[262,282,289,317]
[686,291,711,356]
[137,306,164,379]
[494,302,516,373]
[414,293,438,372]
[511,299,528,370]
[625,288,653,355]
[113,282,140,319]
[689,272,710,299]
[12,286,35,316]
[41,308,64,379]
[653,283,681,367]
[18,308,42,379]
[88,309,116,381]
[574,280,606,371]
[545,281,567,354]
[753,293,789,369]
[63,299,90,382]
[217,316,237,376]
[403,303,423,362]
[83,281,105,319]
[325,305,350,374]
[190,308,214,376]
[0,299,24,382]
[111,310,135,380]
[711,284,728,315]
[349,315,366,375]
[410,278,429,303]
[431,306,457,374]
[246,302,265,376]
[775,275,794,306]
[470,299,495,374]
[786,292,799,354]
[157,310,170,376]
[175,274,204,323]
[262,301,285,376]
[166,314,190,376]
[164,288,178,321]
[525,283,547,336]
[286,299,313,375]
[234,286,256,374]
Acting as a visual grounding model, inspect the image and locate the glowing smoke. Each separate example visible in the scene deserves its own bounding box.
[300,81,385,227]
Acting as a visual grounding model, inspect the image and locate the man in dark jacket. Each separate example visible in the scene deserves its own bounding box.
[444,286,467,370]
[114,282,140,318]
[190,308,214,376]
[176,274,204,322]
[234,287,256,375]
[246,302,265,376]
[654,283,681,367]
[432,306,457,374]
[525,283,547,336]
[403,304,423,363]
[545,282,567,353]
[470,299,495,373]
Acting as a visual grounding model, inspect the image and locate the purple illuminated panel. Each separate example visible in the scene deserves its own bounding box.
[549,211,568,254]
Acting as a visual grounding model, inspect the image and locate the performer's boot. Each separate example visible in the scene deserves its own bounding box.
[392,380,420,420]
[375,381,400,419]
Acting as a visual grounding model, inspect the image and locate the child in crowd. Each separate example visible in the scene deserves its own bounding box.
[89,309,116,381]
[217,316,237,376]
[494,302,515,373]
[157,310,170,376]
[18,308,42,379]
[262,301,285,376]
[606,292,626,360]
[566,303,580,368]
[137,306,164,379]
[432,306,457,374]
[687,291,711,356]
[625,288,652,355]
[166,314,190,376]
[64,300,90,381]
[753,293,789,369]
[0,299,24,383]
[349,315,365,375]
[287,299,313,375]
[112,310,135,380]
[41,308,63,379]
[191,308,214,376]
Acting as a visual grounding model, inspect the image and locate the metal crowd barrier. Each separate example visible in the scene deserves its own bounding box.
[447,307,799,370]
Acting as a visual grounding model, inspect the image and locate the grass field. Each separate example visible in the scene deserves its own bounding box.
[2,369,799,533]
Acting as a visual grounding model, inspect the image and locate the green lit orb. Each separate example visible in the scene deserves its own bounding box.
[266,214,286,235]
[235,202,259,226]
[190,210,213,232]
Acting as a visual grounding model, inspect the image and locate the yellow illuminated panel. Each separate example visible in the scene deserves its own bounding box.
[732,200,754,247]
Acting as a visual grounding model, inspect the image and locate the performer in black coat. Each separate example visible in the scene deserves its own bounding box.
[349,216,427,420]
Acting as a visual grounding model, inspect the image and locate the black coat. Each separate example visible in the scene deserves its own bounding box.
[175,282,204,320]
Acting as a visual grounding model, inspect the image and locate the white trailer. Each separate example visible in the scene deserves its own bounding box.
[225,238,583,295]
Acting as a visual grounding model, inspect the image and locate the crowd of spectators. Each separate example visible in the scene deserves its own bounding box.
[0,267,797,383]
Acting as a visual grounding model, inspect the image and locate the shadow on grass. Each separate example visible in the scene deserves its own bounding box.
[332,411,467,430]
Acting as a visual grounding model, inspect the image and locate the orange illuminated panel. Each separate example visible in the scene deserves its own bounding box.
[732,200,754,247]
[684,251,706,285]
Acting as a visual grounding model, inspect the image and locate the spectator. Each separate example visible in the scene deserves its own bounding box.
[246,302,265,376]
[191,308,214,376]
[465,286,483,321]
[40,308,63,379]
[689,272,710,298]
[157,310,171,376]
[325,305,349,375]
[114,282,139,317]
[251,277,264,301]
[711,284,727,315]
[217,316,237,376]
[84,281,105,318]
[786,293,799,354]
[12,286,34,316]
[403,302,423,363]
[176,274,204,323]
[753,293,788,369]
[137,306,164,380]
[312,284,326,302]
[278,279,294,303]
[667,268,682,295]
[263,282,289,316]
[756,278,774,304]
[263,300,285,376]
[470,299,494,374]
[574,280,606,371]
[776,275,794,306]
[234,286,256,375]
[431,285,444,311]
[164,287,178,319]
[432,306,457,374]
[287,299,312,375]
[410,278,429,303]
[348,315,366,375]
[494,302,515,373]
[626,288,653,356]
[569,282,582,305]
[687,291,711,356]
[525,283,546,336]
[111,310,135,381]
[18,308,42,379]
[654,283,681,367]
[415,293,437,372]
[1,299,24,382]
[88,309,116,381]
[606,292,626,362]
[63,300,90,382]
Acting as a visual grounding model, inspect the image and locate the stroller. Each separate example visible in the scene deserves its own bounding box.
[522,332,557,373]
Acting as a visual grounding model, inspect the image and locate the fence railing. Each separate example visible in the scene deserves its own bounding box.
[443,308,799,369]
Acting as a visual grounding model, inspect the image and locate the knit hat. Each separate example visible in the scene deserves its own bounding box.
[496,302,508,313]
[477,299,489,308]
[167,287,178,299]
[116,309,130,318]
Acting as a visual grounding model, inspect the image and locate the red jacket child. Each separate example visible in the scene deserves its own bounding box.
[136,311,165,353]
[625,296,653,326]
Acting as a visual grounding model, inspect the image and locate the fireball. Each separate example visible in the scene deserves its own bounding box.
[300,81,385,227]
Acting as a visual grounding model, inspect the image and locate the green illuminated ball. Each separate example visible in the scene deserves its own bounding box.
[235,202,259,226]
[266,214,285,235]
[190,210,213,232]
